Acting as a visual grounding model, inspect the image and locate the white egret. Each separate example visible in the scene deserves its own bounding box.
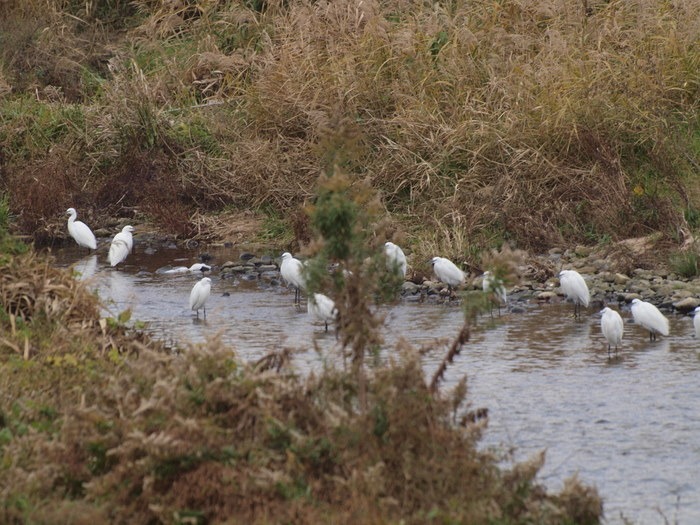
[600,307,624,357]
[189,276,212,318]
[693,306,700,338]
[280,252,306,306]
[384,241,407,278]
[65,208,97,250]
[430,256,465,294]
[558,269,590,319]
[308,293,338,333]
[482,270,507,315]
[159,263,212,275]
[108,225,135,267]
[630,298,669,341]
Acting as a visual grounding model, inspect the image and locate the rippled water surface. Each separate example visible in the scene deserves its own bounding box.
[55,243,700,525]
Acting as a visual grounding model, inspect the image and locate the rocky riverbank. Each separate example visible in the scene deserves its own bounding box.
[205,237,700,317]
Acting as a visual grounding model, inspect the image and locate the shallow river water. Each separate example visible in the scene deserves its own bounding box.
[54,243,700,525]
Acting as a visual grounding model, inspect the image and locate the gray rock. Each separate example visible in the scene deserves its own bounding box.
[537,291,558,302]
[614,273,630,285]
[401,282,421,295]
[673,297,700,313]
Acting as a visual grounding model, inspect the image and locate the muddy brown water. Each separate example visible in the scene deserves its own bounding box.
[54,243,700,525]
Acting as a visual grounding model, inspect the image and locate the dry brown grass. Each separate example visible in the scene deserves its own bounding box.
[0,0,697,258]
[0,249,157,361]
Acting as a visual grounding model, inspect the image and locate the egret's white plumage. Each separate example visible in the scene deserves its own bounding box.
[600,307,624,357]
[559,269,590,318]
[384,241,407,278]
[430,257,465,290]
[482,271,507,313]
[630,298,669,341]
[189,276,211,318]
[280,252,306,305]
[308,293,338,332]
[693,306,700,338]
[159,263,212,275]
[108,225,134,267]
[66,208,97,250]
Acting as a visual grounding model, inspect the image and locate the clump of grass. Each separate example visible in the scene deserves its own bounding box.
[0,248,156,361]
[670,249,700,278]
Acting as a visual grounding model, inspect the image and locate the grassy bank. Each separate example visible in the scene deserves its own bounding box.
[0,0,698,263]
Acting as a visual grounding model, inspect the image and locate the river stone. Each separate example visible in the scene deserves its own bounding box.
[575,265,597,275]
[401,282,421,295]
[599,271,615,283]
[633,269,653,279]
[537,291,557,302]
[241,273,258,281]
[614,273,630,285]
[258,264,278,273]
[220,261,238,269]
[673,297,700,313]
[628,280,650,293]
[246,257,265,266]
[259,271,279,281]
[260,255,274,264]
[239,252,255,261]
[671,289,693,300]
[575,245,593,257]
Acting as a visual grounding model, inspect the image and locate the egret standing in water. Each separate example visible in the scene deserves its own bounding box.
[108,225,135,267]
[189,276,211,318]
[430,257,465,295]
[482,270,507,316]
[65,208,97,250]
[280,252,306,306]
[693,306,700,338]
[308,293,338,333]
[630,298,669,341]
[600,307,624,357]
[559,269,590,319]
[384,241,407,279]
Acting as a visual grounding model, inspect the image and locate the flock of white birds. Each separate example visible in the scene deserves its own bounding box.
[65,208,700,347]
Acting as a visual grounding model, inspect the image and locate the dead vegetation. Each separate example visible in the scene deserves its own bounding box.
[0,0,697,260]
[0,249,157,360]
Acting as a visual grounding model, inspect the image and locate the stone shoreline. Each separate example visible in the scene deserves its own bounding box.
[208,243,700,316]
